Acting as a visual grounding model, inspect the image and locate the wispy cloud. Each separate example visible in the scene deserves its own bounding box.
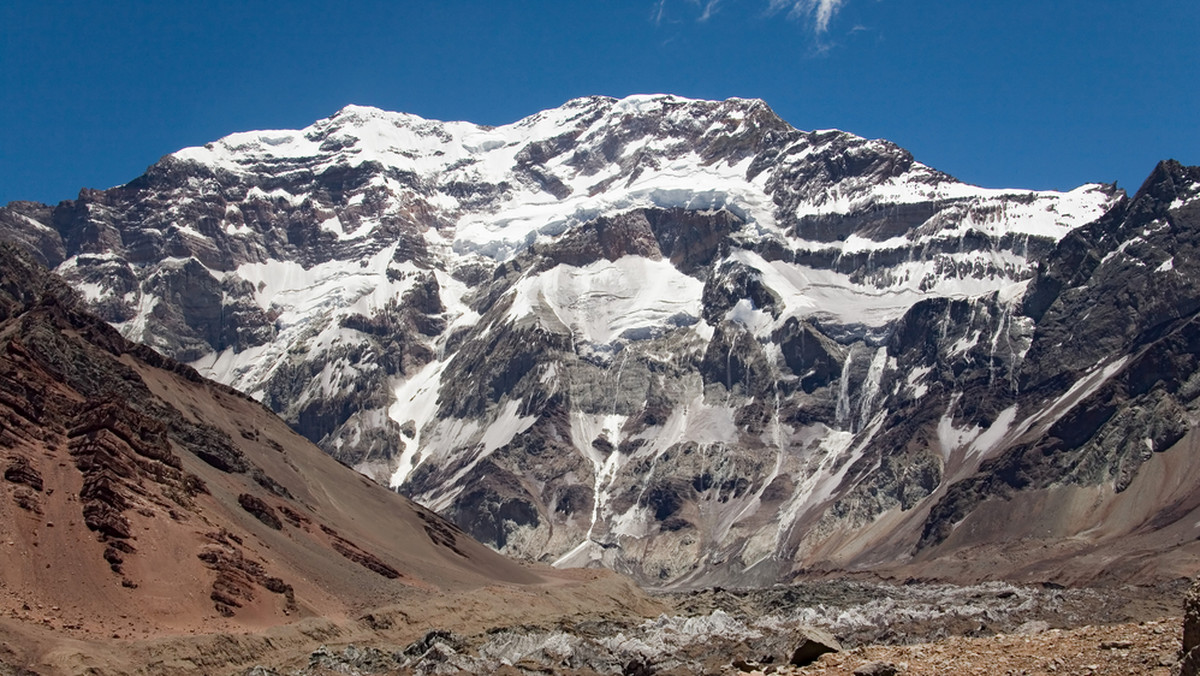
[655,1,852,37]
[767,0,847,34]
[698,0,722,21]
[653,0,667,25]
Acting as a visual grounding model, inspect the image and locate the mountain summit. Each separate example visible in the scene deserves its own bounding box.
[4,96,1198,586]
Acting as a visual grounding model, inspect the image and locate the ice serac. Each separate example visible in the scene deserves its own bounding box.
[7,95,1200,586]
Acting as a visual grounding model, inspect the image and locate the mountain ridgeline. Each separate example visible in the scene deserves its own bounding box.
[4,95,1200,586]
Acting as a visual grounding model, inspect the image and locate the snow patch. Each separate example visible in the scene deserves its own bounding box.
[387,359,450,487]
[967,405,1018,460]
[507,255,703,345]
[937,408,981,462]
[906,365,933,399]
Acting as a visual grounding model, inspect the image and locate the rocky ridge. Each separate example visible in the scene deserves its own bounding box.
[3,95,1199,587]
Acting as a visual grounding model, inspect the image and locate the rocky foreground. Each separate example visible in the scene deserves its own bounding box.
[785,619,1180,676]
[241,579,1189,675]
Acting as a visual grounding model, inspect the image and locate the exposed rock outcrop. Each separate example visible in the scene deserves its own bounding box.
[198,529,296,617]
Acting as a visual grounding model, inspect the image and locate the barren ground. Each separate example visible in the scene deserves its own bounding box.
[769,618,1181,676]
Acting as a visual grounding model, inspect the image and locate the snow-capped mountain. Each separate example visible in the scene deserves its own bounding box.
[6,95,1200,586]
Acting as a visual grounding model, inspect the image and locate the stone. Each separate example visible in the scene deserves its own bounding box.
[237,494,283,530]
[1015,620,1051,635]
[853,662,899,676]
[790,626,842,667]
[622,658,655,676]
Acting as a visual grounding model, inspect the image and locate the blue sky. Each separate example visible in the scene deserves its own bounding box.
[2,1,1197,205]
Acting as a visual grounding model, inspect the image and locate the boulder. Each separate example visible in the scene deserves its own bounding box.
[1182,579,1200,676]
[790,625,842,666]
[237,493,283,530]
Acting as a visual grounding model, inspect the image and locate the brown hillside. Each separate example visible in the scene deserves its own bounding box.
[0,244,659,674]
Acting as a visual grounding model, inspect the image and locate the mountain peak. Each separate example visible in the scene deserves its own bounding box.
[324,102,441,129]
[6,95,1171,589]
[1133,158,1200,205]
[332,103,390,118]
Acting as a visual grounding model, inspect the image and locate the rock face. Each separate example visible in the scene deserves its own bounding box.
[4,95,1200,586]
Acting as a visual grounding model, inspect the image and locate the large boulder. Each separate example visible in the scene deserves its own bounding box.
[1183,579,1200,675]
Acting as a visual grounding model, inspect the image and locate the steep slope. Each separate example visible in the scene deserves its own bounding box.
[0,244,656,674]
[10,95,1196,588]
[899,160,1200,582]
[702,159,1200,585]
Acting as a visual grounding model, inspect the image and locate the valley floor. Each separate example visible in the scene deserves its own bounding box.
[0,578,1187,674]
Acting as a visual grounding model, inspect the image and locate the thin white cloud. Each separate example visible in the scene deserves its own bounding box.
[699,0,722,21]
[653,0,668,25]
[654,0,721,24]
[768,0,847,34]
[654,1,851,37]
